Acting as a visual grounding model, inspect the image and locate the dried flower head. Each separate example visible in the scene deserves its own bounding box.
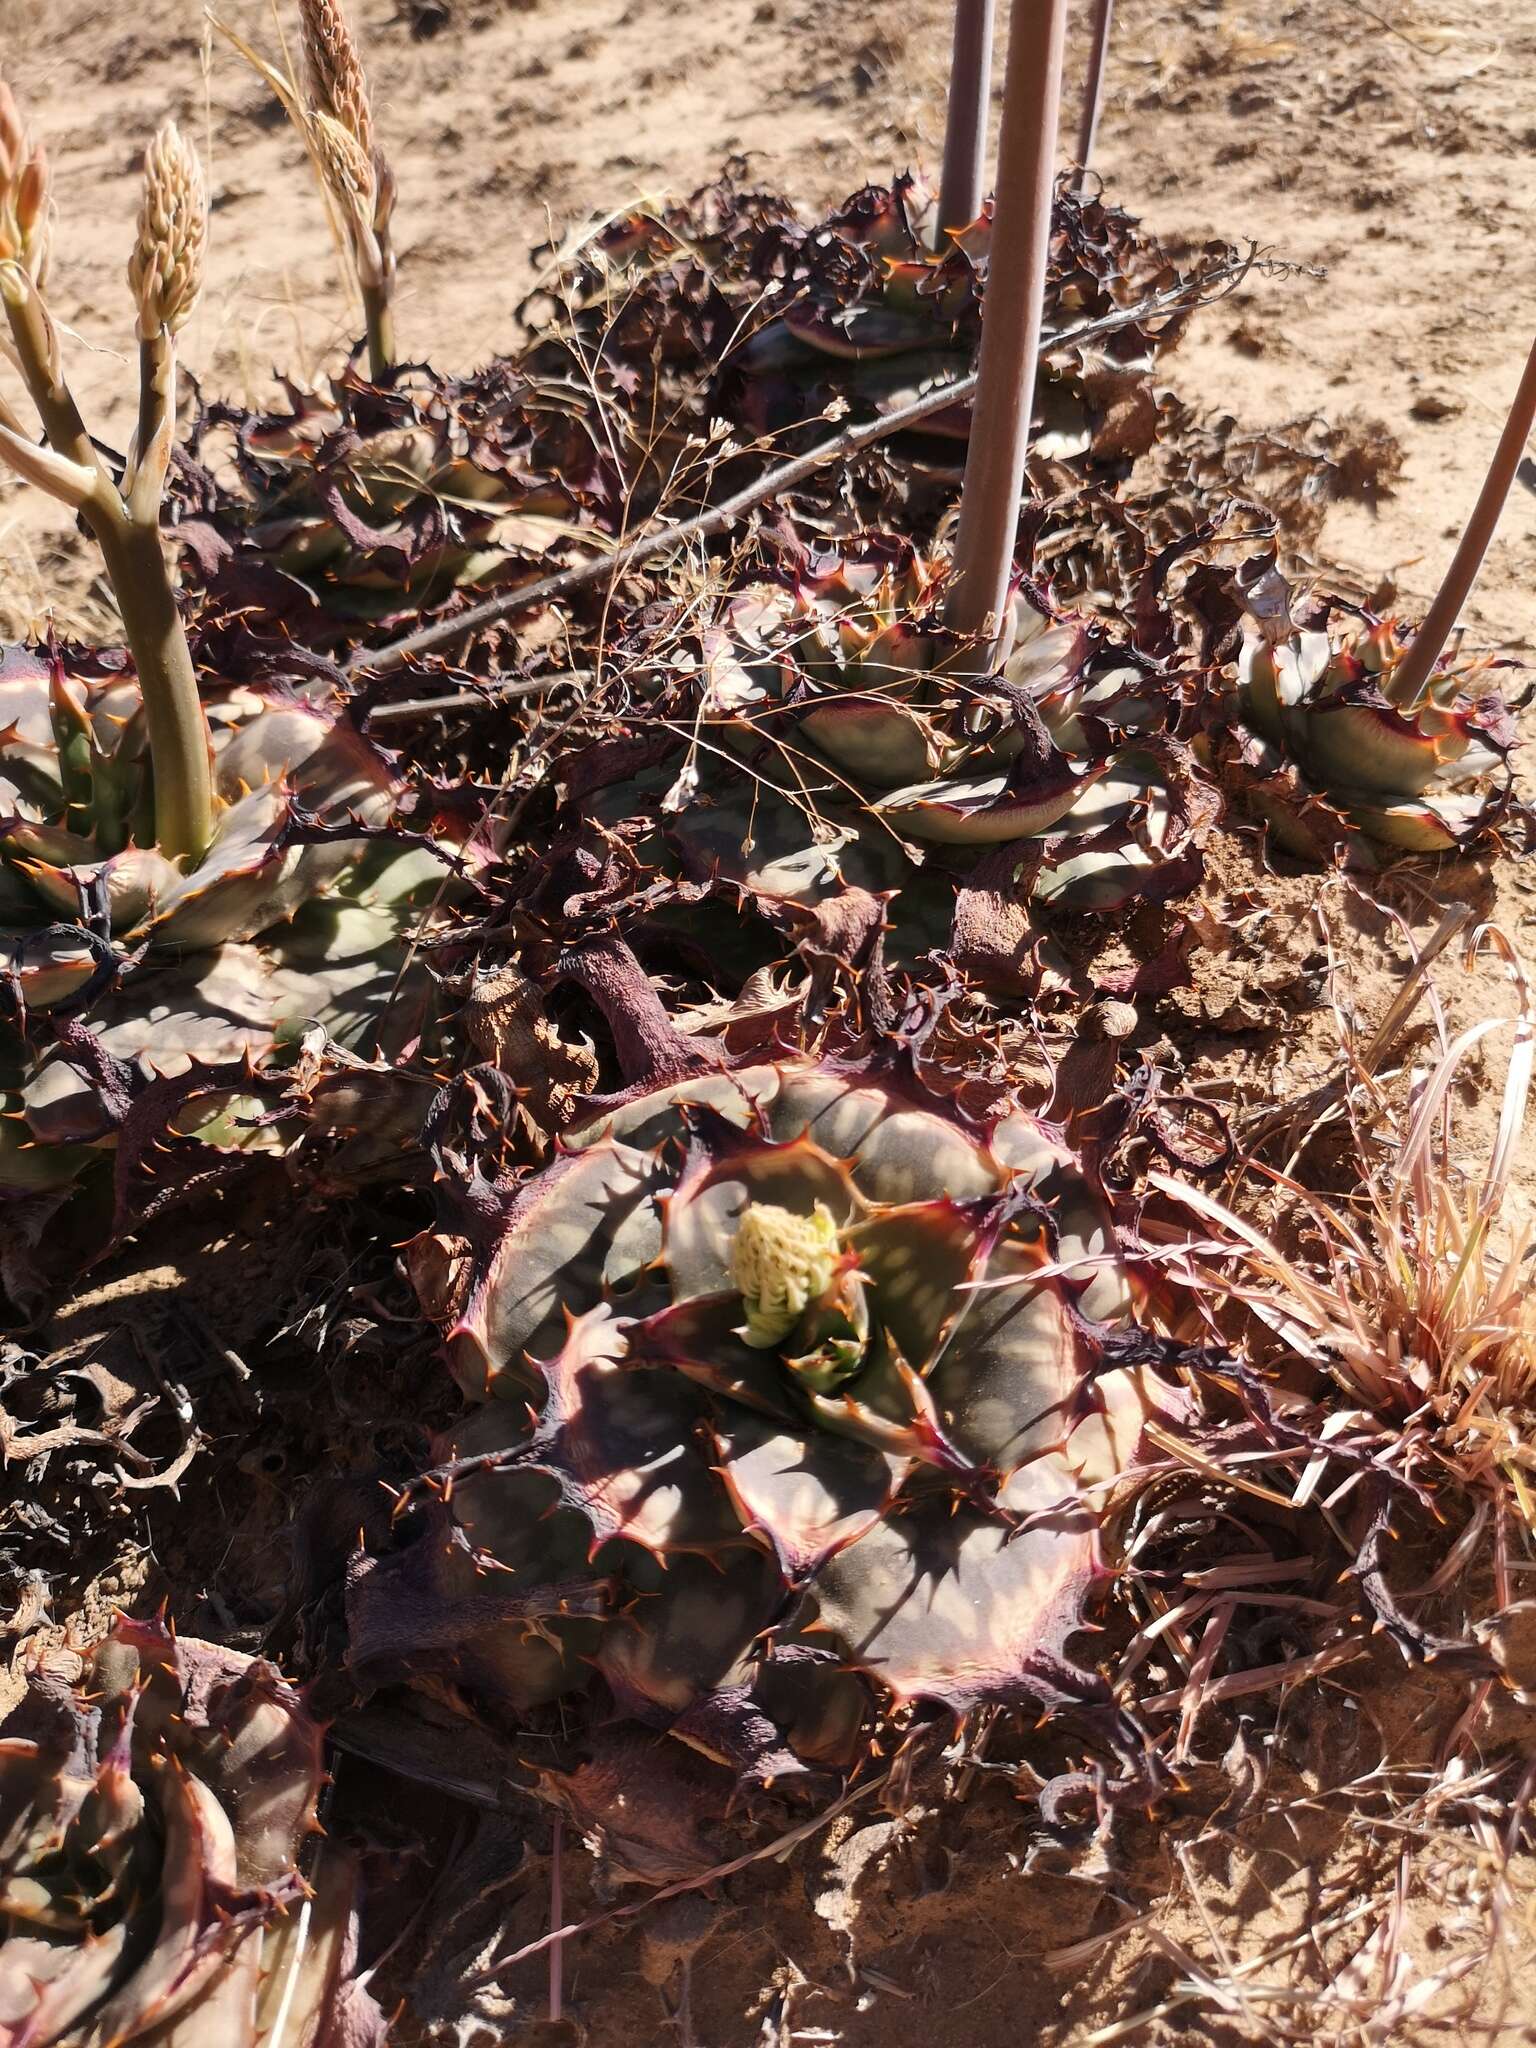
[126,119,206,338]
[299,0,376,159]
[0,78,51,281]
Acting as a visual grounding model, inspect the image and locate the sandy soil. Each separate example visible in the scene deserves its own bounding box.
[4,0,1536,2041]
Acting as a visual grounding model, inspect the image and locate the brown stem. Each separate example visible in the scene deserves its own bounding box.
[1390,328,1536,702]
[943,0,1069,647]
[935,0,997,248]
[550,936,719,1091]
[1074,0,1115,181]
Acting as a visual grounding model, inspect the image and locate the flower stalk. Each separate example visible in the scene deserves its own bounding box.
[1075,0,1115,180]
[301,0,397,374]
[312,108,397,380]
[1389,329,1536,704]
[0,106,213,862]
[935,0,996,250]
[943,0,1068,648]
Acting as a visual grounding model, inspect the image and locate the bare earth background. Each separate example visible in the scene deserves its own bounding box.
[4,0,1536,2041]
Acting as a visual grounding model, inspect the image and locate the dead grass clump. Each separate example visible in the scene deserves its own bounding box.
[1157,924,1536,1523]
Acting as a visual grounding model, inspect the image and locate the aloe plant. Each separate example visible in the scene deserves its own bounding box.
[721,168,1185,477]
[352,1045,1171,1801]
[0,641,447,1199]
[0,1617,385,2046]
[177,362,603,640]
[0,85,456,1211]
[1213,327,1536,864]
[582,536,1207,1001]
[1213,599,1516,863]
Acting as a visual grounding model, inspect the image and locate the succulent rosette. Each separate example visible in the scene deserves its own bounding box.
[587,537,1210,983]
[352,1051,1173,1795]
[0,641,446,1194]
[721,176,988,469]
[175,360,610,641]
[1213,607,1517,863]
[0,1616,384,2047]
[718,173,1200,474]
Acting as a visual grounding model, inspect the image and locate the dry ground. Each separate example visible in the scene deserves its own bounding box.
[4,0,1536,2041]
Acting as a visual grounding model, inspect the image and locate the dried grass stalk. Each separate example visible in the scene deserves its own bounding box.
[1157,925,1536,1520]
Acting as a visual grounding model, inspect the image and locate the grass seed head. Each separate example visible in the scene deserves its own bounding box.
[0,78,50,282]
[126,120,206,339]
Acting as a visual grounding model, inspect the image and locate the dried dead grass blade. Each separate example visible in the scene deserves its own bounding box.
[1141,1418,1301,1510]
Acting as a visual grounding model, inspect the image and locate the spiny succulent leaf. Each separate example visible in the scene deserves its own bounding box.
[874,756,1103,846]
[845,1197,984,1368]
[449,1138,665,1400]
[626,1294,804,1420]
[714,1413,903,1578]
[597,1547,786,1718]
[805,1455,1098,1715]
[516,1307,740,1555]
[0,1624,379,2048]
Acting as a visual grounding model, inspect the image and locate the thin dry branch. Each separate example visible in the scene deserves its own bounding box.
[348,254,1257,680]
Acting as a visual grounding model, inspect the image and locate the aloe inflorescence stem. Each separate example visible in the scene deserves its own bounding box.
[299,0,398,378]
[935,0,996,250]
[209,1,397,376]
[943,0,1069,648]
[1074,0,1114,181]
[1388,330,1536,704]
[0,96,213,862]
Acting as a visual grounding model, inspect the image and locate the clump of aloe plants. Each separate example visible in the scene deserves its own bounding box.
[1207,332,1536,864]
[583,535,1209,993]
[1211,591,1517,861]
[0,1617,384,2046]
[351,1034,1171,1816]
[186,5,628,654]
[0,90,447,1203]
